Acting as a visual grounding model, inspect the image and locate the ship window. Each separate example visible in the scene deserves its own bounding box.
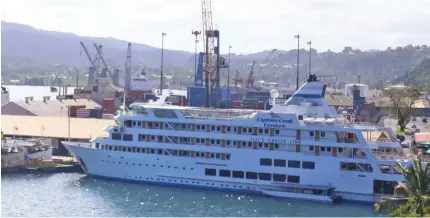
[321,147,326,152]
[288,160,301,168]
[211,126,215,131]
[96,143,100,149]
[258,173,271,181]
[246,172,258,180]
[275,143,279,149]
[339,147,344,153]
[259,128,263,134]
[232,171,244,178]
[112,133,122,140]
[241,141,246,147]
[123,134,133,141]
[247,142,252,147]
[216,126,221,131]
[287,175,300,183]
[210,153,215,158]
[273,174,286,182]
[202,125,206,130]
[258,142,263,148]
[127,147,132,152]
[113,146,117,151]
[151,136,155,140]
[219,169,231,177]
[132,121,136,126]
[302,161,315,169]
[226,154,231,160]
[196,125,201,130]
[150,149,155,154]
[154,109,177,118]
[109,146,112,150]
[123,147,127,152]
[211,139,215,144]
[298,115,303,120]
[136,148,141,153]
[260,158,272,166]
[137,121,142,127]
[248,128,252,133]
[142,148,146,153]
[216,153,220,159]
[327,147,332,152]
[205,168,216,176]
[227,127,231,132]
[309,146,314,151]
[226,140,231,146]
[309,131,314,137]
[264,143,269,148]
[181,124,187,129]
[264,129,269,134]
[275,129,280,135]
[274,159,286,167]
[321,132,326,137]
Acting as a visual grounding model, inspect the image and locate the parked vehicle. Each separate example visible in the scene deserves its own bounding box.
[415,128,421,133]
[396,134,405,142]
[423,118,428,123]
[401,142,409,148]
[412,117,417,121]
[411,124,417,129]
[405,131,414,136]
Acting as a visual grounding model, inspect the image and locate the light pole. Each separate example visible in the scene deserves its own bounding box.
[160,32,167,95]
[227,45,232,100]
[192,31,201,80]
[41,125,45,139]
[307,41,312,77]
[294,34,300,91]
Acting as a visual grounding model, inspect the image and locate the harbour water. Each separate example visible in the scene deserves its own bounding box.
[1,173,384,217]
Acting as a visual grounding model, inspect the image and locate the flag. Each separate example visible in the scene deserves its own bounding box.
[13,126,18,131]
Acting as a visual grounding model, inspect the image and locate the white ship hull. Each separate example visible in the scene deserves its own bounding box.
[64,142,402,203]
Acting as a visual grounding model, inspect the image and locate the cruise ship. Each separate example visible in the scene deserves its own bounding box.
[63,74,410,203]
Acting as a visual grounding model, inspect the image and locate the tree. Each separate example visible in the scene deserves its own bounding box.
[383,86,421,132]
[375,159,430,217]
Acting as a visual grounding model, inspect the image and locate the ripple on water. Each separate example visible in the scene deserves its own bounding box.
[2,173,385,217]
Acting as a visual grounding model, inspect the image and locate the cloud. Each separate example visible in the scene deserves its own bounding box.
[2,0,430,54]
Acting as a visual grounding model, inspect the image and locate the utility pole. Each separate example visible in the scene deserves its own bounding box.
[76,67,79,89]
[294,34,300,91]
[160,32,167,95]
[307,41,312,77]
[192,31,202,80]
[227,45,232,100]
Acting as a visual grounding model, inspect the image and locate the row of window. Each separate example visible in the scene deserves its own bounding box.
[204,168,300,183]
[123,120,335,139]
[260,158,315,169]
[95,144,231,160]
[340,162,373,172]
[309,146,344,153]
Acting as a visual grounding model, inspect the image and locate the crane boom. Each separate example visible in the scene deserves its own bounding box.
[93,43,113,79]
[80,42,96,68]
[246,61,256,88]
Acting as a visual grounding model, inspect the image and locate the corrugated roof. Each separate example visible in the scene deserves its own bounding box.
[1,115,114,139]
[415,132,430,142]
[325,94,353,107]
[11,99,101,116]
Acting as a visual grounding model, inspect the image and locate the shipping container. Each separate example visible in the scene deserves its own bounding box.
[143,94,158,101]
[232,101,242,108]
[187,87,206,107]
[243,99,258,105]
[102,114,115,119]
[89,108,103,118]
[256,101,264,110]
[220,87,229,100]
[219,99,233,109]
[103,98,115,114]
[76,109,91,118]
[67,105,86,117]
[166,95,187,106]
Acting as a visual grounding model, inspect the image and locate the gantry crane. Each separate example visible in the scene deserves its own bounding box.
[79,41,99,85]
[93,43,113,79]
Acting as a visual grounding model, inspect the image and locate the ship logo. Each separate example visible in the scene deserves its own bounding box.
[270,113,281,118]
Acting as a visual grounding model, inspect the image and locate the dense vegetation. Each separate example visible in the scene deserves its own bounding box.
[2,21,430,89]
[375,159,430,217]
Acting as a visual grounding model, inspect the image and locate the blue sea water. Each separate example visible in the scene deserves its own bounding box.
[1,173,385,217]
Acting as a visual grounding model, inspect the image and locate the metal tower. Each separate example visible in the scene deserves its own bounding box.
[125,43,132,92]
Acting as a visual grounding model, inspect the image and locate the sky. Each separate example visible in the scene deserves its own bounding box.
[2,0,430,54]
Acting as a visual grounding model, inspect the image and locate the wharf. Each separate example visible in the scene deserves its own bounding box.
[2,158,83,174]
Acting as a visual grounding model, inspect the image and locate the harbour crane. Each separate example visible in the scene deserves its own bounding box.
[246,61,256,88]
[93,43,113,79]
[79,41,99,85]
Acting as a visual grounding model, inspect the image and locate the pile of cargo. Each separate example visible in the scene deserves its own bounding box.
[76,107,103,118]
[102,98,115,114]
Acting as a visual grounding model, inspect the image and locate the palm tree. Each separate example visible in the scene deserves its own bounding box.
[375,158,430,217]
